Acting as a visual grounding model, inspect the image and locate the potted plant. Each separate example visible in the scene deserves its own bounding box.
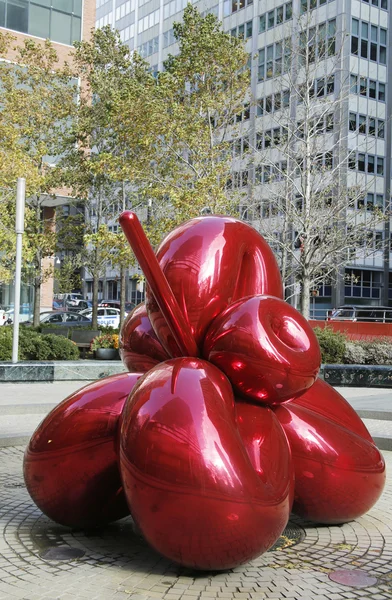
[90,333,119,360]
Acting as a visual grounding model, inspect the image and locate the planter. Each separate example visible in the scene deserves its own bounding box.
[95,348,118,360]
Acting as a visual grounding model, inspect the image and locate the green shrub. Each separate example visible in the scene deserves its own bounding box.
[313,327,347,364]
[0,326,79,361]
[0,327,12,361]
[344,341,367,365]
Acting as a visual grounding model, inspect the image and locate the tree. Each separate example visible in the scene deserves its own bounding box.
[244,14,385,317]
[143,4,250,232]
[64,11,250,325]
[0,35,77,325]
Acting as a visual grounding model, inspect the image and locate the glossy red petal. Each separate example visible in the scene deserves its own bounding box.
[120,303,169,372]
[204,295,320,404]
[274,401,386,524]
[120,358,290,570]
[24,372,142,528]
[146,216,283,356]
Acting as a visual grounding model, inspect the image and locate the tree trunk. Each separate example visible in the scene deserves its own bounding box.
[33,262,41,328]
[119,265,126,330]
[300,273,311,319]
[92,270,99,330]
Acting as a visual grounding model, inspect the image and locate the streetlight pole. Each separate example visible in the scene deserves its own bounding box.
[12,178,26,364]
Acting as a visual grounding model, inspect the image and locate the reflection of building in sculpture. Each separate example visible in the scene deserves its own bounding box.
[95,0,392,316]
[0,0,95,313]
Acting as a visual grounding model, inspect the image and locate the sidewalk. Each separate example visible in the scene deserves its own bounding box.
[1,382,392,450]
[0,447,391,600]
[0,383,391,599]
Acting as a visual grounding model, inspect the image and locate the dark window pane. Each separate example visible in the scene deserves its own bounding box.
[377,157,384,175]
[285,1,292,19]
[6,0,28,33]
[51,10,72,44]
[349,113,356,131]
[0,0,5,26]
[358,153,365,171]
[370,42,377,61]
[351,36,358,55]
[367,155,374,173]
[369,80,376,98]
[379,46,386,64]
[360,77,367,95]
[379,82,385,101]
[29,4,50,38]
[360,39,368,58]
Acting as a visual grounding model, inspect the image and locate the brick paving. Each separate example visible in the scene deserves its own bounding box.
[0,447,391,600]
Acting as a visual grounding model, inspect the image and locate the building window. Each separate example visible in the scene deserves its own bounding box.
[259,2,292,33]
[349,152,385,175]
[0,0,82,43]
[351,19,387,64]
[224,0,252,15]
[258,38,292,81]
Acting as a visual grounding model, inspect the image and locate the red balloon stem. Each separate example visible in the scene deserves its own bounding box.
[119,211,199,357]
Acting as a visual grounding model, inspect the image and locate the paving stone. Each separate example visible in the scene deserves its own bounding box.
[0,446,391,600]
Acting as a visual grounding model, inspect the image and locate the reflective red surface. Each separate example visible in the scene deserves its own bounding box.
[25,213,386,571]
[120,358,291,570]
[274,395,386,523]
[128,214,283,356]
[204,295,320,404]
[120,304,169,372]
[120,211,199,357]
[24,372,142,528]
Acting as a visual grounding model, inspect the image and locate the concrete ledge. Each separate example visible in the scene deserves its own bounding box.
[0,361,126,382]
[320,364,392,387]
[1,361,392,385]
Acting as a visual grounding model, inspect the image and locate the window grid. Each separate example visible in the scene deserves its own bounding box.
[351,19,387,64]
[259,2,292,32]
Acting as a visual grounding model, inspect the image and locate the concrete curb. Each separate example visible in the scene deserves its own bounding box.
[1,361,392,385]
[0,360,126,382]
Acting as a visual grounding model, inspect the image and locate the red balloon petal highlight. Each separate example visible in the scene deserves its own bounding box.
[146,216,283,355]
[24,372,142,528]
[120,303,170,372]
[204,295,320,404]
[293,378,374,443]
[120,358,290,570]
[274,401,386,524]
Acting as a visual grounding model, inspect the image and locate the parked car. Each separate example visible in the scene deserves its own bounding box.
[99,300,136,314]
[1,307,33,326]
[80,307,121,328]
[54,293,84,308]
[25,311,92,326]
[70,299,92,312]
[328,305,392,323]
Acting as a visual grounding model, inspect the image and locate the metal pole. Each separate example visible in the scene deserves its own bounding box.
[12,178,26,364]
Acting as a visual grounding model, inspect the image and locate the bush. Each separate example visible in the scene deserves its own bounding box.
[0,327,12,360]
[362,341,392,365]
[344,341,367,365]
[0,326,79,361]
[313,327,347,364]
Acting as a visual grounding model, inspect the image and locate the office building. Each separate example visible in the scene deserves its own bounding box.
[95,0,392,315]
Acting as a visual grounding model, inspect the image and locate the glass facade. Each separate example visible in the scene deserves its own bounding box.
[0,0,82,45]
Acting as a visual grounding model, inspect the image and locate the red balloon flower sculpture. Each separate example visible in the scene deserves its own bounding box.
[24,213,386,571]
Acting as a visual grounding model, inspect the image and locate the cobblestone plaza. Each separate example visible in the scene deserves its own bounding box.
[0,446,391,600]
